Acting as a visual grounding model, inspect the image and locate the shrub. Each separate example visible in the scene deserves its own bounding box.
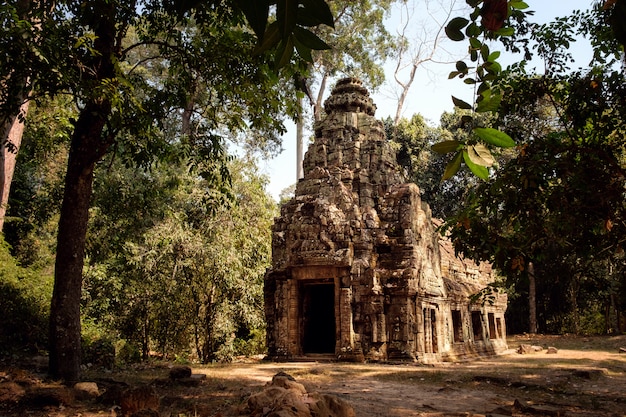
[0,239,52,355]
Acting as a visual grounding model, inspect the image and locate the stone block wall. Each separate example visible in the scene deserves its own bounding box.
[265,78,508,363]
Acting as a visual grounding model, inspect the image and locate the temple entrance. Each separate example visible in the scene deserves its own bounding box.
[300,282,336,354]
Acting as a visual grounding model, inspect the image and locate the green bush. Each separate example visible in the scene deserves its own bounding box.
[0,239,52,355]
[116,339,141,364]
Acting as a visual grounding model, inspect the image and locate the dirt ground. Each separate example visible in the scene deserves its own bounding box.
[1,334,626,417]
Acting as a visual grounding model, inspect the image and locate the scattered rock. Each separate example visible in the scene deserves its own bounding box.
[546,346,558,354]
[619,347,626,353]
[73,381,100,400]
[240,372,355,417]
[517,344,543,354]
[120,385,159,417]
[169,365,192,380]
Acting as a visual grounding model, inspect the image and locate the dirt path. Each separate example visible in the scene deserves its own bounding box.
[2,335,626,417]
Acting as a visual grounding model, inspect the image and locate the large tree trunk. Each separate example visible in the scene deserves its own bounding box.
[49,0,116,383]
[49,101,111,382]
[528,261,537,334]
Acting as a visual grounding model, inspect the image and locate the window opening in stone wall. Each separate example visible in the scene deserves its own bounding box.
[452,310,463,343]
[300,282,336,354]
[488,313,496,339]
[496,317,503,339]
[471,311,483,340]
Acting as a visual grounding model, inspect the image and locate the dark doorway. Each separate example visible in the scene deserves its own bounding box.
[301,283,336,354]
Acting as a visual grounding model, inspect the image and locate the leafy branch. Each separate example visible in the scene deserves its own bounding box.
[432,0,530,180]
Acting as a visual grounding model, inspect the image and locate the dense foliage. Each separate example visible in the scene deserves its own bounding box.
[442,2,626,334]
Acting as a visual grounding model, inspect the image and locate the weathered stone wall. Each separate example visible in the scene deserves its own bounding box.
[265,78,507,363]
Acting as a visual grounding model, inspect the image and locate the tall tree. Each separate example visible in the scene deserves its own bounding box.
[293,0,395,180]
[443,4,626,334]
[390,0,464,125]
[84,157,275,362]
[0,0,52,231]
[2,0,334,382]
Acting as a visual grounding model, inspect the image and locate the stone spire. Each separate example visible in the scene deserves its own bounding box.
[264,77,508,363]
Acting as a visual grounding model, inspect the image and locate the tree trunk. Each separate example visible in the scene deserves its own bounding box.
[296,97,304,181]
[49,101,111,382]
[49,0,116,382]
[528,261,537,334]
[0,0,36,232]
[314,73,327,121]
[0,98,29,232]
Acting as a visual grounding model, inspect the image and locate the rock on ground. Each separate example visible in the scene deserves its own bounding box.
[238,372,355,417]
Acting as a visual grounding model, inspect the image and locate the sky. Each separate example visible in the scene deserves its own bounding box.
[261,0,595,200]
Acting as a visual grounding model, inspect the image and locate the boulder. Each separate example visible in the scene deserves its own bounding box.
[546,346,558,354]
[169,365,192,380]
[241,373,355,417]
[73,381,100,400]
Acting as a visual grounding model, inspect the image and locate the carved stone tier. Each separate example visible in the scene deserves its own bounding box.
[265,78,507,363]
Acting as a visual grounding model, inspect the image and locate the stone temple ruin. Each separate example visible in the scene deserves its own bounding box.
[265,78,508,363]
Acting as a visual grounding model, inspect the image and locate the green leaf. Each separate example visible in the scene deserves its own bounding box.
[300,0,335,28]
[510,1,529,10]
[487,51,501,62]
[467,144,495,167]
[469,37,482,49]
[442,151,463,181]
[474,127,516,148]
[466,22,481,37]
[431,140,462,154]
[274,36,294,69]
[448,71,461,79]
[277,0,298,39]
[451,95,472,110]
[464,78,477,84]
[463,149,489,180]
[446,17,469,41]
[456,60,468,72]
[475,91,501,113]
[293,35,313,62]
[253,21,281,54]
[293,26,330,50]
[234,0,270,39]
[476,94,502,113]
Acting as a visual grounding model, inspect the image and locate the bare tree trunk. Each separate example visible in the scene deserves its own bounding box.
[391,0,459,125]
[296,97,304,180]
[0,98,29,232]
[314,73,328,121]
[528,261,537,334]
